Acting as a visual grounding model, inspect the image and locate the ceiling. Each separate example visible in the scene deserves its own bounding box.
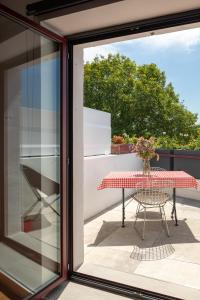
[43,0,200,36]
[0,0,39,18]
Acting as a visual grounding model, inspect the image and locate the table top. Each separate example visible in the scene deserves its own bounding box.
[97,171,198,190]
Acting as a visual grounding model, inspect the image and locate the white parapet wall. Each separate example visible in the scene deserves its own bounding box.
[84,107,111,156]
[83,106,143,221]
[84,153,142,221]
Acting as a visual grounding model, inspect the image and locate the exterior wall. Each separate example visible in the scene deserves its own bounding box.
[83,102,143,221]
[84,153,142,221]
[84,107,111,156]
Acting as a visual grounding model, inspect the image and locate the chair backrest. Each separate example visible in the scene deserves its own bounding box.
[150,167,166,171]
[21,164,59,197]
[135,179,174,205]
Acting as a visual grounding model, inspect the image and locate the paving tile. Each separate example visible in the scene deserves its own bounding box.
[84,246,139,274]
[134,258,200,289]
[78,263,200,300]
[84,196,200,297]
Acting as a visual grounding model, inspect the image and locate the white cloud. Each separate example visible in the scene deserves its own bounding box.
[84,44,118,63]
[125,27,200,51]
[83,28,200,63]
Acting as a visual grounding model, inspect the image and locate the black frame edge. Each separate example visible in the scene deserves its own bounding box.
[68,8,200,45]
[70,272,182,300]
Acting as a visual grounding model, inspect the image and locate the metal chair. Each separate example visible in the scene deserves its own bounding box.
[150,167,166,171]
[133,179,174,240]
[151,167,174,204]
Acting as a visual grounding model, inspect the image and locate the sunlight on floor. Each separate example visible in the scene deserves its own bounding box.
[82,197,200,300]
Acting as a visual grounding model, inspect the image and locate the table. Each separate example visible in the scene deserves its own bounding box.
[97,171,198,227]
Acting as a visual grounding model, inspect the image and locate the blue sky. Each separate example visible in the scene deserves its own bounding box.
[84,27,200,123]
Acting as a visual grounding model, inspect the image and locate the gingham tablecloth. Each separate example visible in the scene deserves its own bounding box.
[97,171,198,190]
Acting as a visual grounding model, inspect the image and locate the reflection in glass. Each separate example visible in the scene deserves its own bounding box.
[0,14,60,296]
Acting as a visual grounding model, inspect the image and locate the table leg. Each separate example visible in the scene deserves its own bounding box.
[122,188,125,228]
[171,188,178,226]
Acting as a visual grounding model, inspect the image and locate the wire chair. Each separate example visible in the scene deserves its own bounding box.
[151,167,174,203]
[150,167,166,171]
[133,179,174,240]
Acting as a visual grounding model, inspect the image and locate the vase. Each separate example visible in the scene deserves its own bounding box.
[143,159,150,176]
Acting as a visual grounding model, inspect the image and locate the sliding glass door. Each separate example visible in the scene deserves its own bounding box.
[0,5,67,299]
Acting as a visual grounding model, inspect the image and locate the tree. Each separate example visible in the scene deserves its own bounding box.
[84,54,198,142]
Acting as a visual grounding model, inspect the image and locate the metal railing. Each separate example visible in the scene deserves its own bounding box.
[151,149,200,179]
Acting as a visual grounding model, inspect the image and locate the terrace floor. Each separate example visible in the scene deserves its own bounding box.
[80,196,200,300]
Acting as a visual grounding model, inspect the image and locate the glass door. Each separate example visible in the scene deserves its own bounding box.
[0,4,67,299]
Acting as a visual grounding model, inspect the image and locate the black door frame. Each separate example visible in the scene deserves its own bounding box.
[0,4,68,300]
[67,7,200,300]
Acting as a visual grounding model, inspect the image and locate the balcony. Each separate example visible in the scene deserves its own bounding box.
[79,107,200,300]
[80,189,200,299]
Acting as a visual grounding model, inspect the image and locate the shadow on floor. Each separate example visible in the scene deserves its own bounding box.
[89,219,199,248]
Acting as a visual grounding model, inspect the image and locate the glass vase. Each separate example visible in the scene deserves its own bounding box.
[143,159,150,176]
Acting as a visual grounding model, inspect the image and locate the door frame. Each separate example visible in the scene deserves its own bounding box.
[67,7,200,300]
[0,3,68,299]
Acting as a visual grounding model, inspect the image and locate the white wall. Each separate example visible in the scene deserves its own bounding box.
[84,153,142,221]
[73,46,85,270]
[84,107,111,156]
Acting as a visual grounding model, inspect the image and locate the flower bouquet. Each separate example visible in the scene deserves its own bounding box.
[132,137,159,175]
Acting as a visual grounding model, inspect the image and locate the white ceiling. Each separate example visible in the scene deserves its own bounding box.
[43,0,200,36]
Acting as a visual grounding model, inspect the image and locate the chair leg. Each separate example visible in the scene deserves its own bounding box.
[161,206,170,237]
[142,207,146,240]
[134,203,140,227]
[159,205,164,226]
[41,197,60,216]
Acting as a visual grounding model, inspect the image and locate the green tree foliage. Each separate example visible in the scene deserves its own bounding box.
[84,54,198,144]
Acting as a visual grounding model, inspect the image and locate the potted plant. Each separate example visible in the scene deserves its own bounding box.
[111,135,133,154]
[132,136,159,175]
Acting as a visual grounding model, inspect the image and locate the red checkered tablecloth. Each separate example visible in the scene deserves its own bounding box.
[97,171,198,190]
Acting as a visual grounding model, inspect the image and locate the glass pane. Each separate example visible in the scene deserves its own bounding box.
[0,14,61,296]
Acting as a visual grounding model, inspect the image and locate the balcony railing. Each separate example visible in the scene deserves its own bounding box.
[151,149,200,179]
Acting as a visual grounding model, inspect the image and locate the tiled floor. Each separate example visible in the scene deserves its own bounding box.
[81,196,200,300]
